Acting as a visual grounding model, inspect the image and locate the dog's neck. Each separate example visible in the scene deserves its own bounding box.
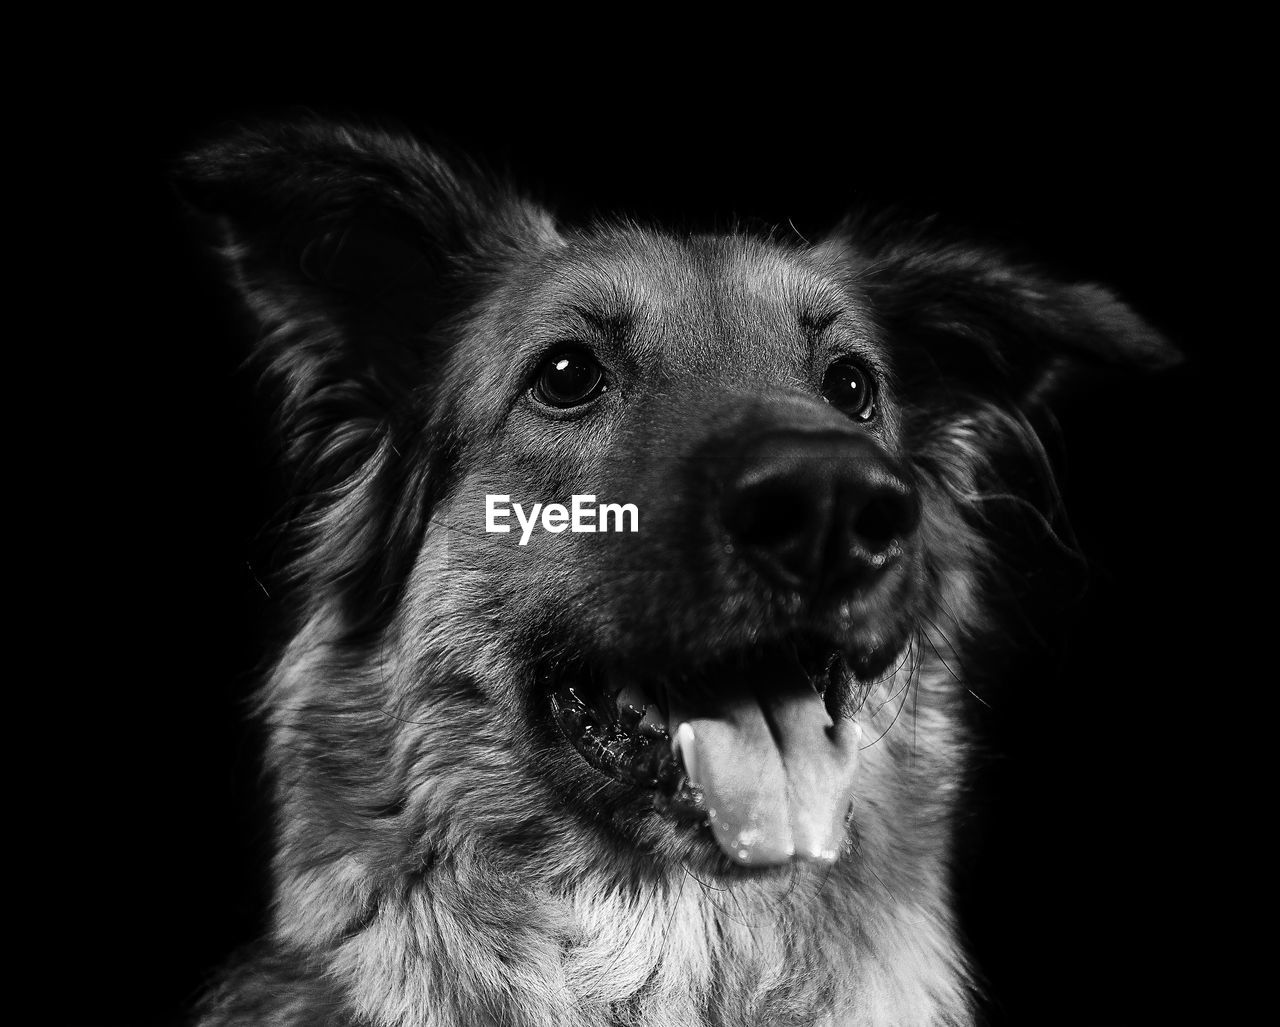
[261,843,968,1026]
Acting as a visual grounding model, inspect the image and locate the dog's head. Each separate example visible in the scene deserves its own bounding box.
[180,118,1174,896]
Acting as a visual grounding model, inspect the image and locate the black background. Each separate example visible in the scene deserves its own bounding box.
[72,67,1233,1026]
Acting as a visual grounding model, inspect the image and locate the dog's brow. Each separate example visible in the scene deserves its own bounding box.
[796,302,849,365]
[569,304,632,343]
[798,308,842,336]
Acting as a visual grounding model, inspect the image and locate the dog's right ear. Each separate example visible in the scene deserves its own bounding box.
[176,117,556,464]
[176,118,557,625]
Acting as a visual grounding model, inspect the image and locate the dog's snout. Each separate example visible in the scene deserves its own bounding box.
[720,431,919,594]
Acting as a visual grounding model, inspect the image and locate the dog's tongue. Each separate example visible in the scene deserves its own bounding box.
[669,652,861,867]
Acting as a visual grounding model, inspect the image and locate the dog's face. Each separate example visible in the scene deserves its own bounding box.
[181,118,1175,1024]
[416,227,937,874]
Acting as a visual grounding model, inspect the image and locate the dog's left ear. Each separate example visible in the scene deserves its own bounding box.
[818,216,1180,407]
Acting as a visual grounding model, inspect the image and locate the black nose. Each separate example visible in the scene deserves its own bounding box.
[720,430,920,594]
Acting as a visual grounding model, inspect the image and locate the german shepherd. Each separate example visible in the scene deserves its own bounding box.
[179,117,1174,1026]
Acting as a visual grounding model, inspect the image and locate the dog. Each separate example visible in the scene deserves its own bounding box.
[179,116,1174,1026]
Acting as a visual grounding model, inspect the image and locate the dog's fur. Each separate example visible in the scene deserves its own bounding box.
[180,118,1174,1027]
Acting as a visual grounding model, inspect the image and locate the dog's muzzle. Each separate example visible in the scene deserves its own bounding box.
[551,426,922,869]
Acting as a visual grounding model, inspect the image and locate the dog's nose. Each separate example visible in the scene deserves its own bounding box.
[720,431,919,594]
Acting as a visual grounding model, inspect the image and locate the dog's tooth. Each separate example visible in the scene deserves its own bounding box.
[638,705,665,735]
[672,722,698,781]
[616,682,663,733]
[616,683,651,710]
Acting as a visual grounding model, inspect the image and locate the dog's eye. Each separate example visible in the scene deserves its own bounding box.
[821,359,876,421]
[532,349,606,408]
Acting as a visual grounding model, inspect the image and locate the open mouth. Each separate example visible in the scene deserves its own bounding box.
[548,635,895,867]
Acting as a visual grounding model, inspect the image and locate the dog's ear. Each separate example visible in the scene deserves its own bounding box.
[177,118,556,448]
[818,214,1179,409]
[176,118,557,626]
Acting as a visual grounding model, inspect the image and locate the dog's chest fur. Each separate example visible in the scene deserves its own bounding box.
[336,872,963,1027]
[212,851,965,1027]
